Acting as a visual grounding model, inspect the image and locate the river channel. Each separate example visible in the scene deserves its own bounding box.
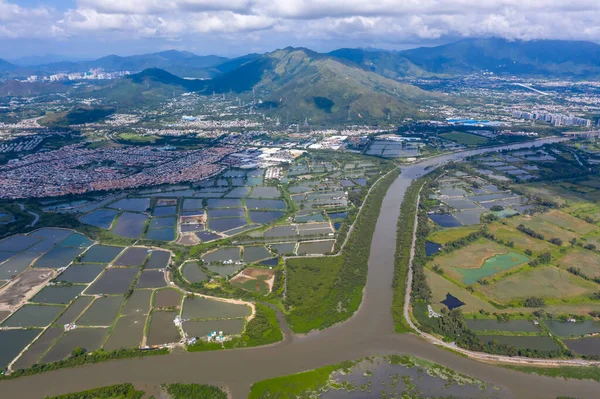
[4,138,598,399]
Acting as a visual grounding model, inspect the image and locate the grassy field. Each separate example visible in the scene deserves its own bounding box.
[505,364,600,382]
[249,363,341,399]
[478,266,597,304]
[488,224,554,254]
[46,384,144,399]
[116,133,160,143]
[285,256,344,332]
[566,202,600,224]
[507,215,578,245]
[439,132,489,146]
[557,247,600,278]
[426,269,496,313]
[537,210,597,234]
[428,238,513,282]
[427,225,480,244]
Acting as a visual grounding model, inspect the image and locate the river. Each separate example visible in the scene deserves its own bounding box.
[4,137,598,399]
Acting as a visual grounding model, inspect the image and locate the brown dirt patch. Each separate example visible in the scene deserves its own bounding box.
[0,268,55,311]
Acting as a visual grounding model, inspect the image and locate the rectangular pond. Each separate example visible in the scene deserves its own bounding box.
[145,228,175,241]
[245,199,286,210]
[249,211,283,224]
[269,242,296,255]
[182,296,251,319]
[546,320,600,337]
[202,247,240,263]
[41,328,107,364]
[85,268,139,295]
[209,217,247,232]
[114,247,149,267]
[56,296,94,325]
[0,234,41,252]
[30,285,85,305]
[111,212,148,239]
[250,186,280,198]
[108,198,150,212]
[77,296,125,326]
[79,209,119,229]
[564,336,600,355]
[154,288,182,308]
[135,270,167,289]
[145,250,171,269]
[59,234,93,248]
[206,198,242,208]
[103,313,146,351]
[81,245,124,264]
[0,329,41,369]
[33,246,84,269]
[208,208,246,218]
[429,213,462,228]
[242,246,272,263]
[12,327,62,370]
[297,240,335,255]
[146,310,180,346]
[152,206,177,217]
[2,304,64,327]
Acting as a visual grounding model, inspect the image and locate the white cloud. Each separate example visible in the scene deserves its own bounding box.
[3,0,600,53]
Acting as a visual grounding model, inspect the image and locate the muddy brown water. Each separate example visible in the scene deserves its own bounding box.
[4,138,597,399]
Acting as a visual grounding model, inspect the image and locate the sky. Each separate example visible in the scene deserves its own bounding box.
[2,0,600,60]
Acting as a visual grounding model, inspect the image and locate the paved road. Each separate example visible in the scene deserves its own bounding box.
[4,137,597,399]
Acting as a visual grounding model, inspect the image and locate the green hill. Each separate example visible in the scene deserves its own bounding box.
[40,105,115,128]
[204,48,440,123]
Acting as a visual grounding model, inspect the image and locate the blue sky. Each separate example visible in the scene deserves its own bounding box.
[1,0,599,59]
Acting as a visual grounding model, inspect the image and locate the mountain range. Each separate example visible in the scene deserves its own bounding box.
[2,38,600,124]
[3,38,600,80]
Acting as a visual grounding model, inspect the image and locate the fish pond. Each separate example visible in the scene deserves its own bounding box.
[81,245,124,263]
[182,296,251,320]
[564,336,600,355]
[111,212,148,239]
[429,213,462,228]
[202,247,240,263]
[183,262,208,283]
[77,296,125,326]
[249,211,283,224]
[2,304,64,327]
[30,285,85,304]
[546,320,600,337]
[0,329,41,369]
[135,270,167,289]
[146,250,171,269]
[79,209,118,229]
[85,268,139,295]
[147,311,180,346]
[41,328,107,364]
[114,247,149,267]
[453,252,529,285]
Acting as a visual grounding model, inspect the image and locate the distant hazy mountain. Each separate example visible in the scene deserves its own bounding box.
[328,48,433,79]
[398,38,600,77]
[0,50,229,79]
[9,54,88,66]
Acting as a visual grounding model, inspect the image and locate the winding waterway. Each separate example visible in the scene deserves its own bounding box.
[4,137,598,399]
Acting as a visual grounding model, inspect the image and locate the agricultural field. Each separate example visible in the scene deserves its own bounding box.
[414,148,600,358]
